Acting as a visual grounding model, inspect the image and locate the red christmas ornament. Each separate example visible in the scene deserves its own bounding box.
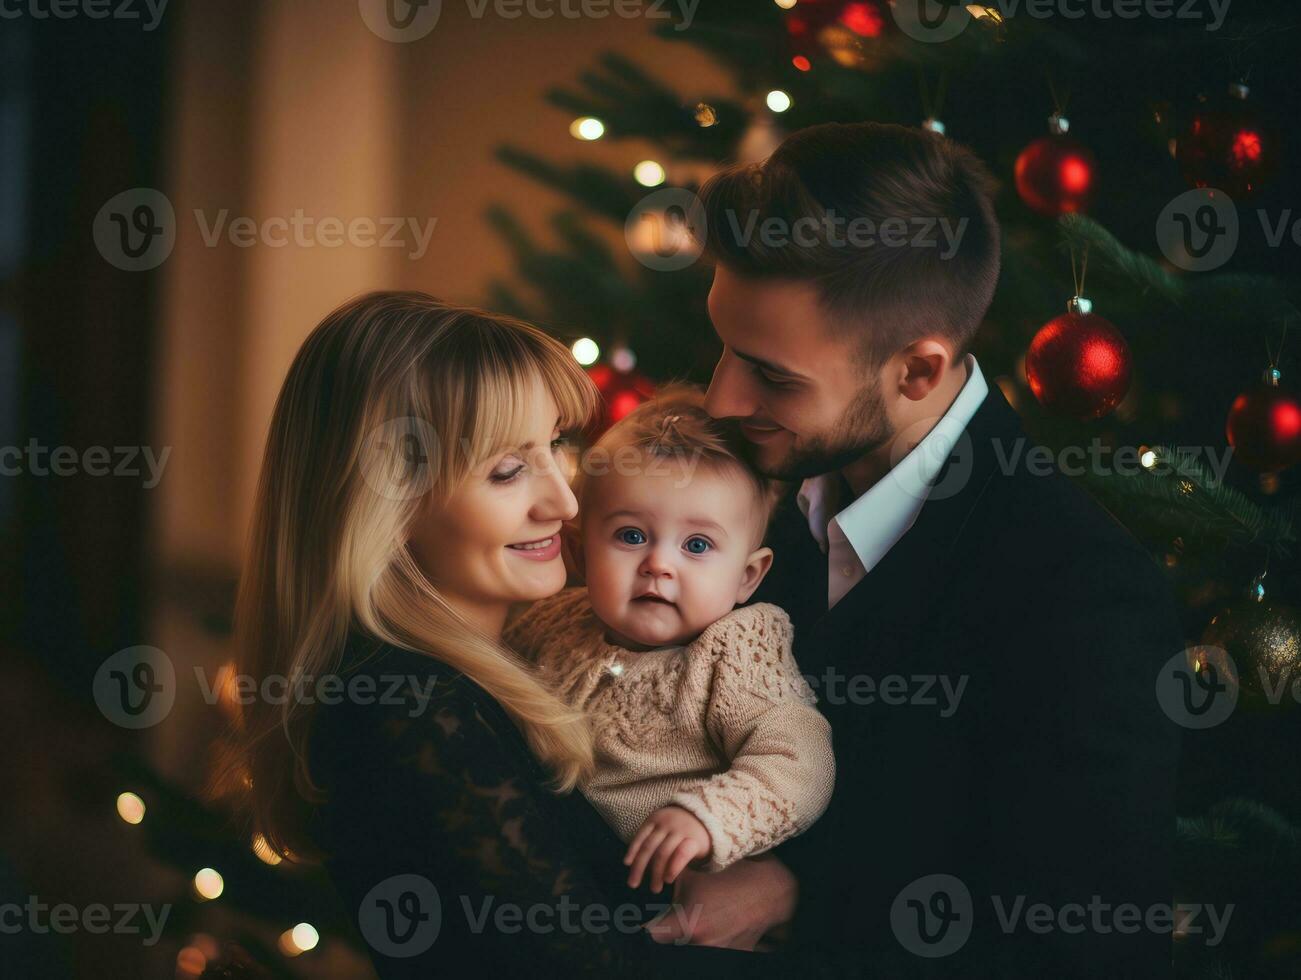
[1225,368,1301,473]
[784,0,885,68]
[1025,297,1132,419]
[586,362,656,434]
[1179,81,1279,199]
[1015,114,1096,218]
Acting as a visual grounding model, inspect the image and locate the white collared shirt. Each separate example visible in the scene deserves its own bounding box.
[796,355,989,609]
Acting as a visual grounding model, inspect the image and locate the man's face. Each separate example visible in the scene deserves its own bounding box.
[704,264,893,481]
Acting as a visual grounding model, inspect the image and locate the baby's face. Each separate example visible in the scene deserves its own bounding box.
[582,465,767,649]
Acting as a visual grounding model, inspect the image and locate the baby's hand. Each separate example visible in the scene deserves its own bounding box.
[623,806,712,893]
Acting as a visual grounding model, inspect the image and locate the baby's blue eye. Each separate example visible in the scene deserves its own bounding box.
[618,528,646,546]
[684,536,712,555]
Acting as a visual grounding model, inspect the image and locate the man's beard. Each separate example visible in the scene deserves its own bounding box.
[752,380,893,482]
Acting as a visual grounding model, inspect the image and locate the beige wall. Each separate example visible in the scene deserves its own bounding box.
[154,0,738,579]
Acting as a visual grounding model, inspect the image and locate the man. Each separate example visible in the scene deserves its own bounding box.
[668,122,1183,977]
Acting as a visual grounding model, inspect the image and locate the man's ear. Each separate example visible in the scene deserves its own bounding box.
[735,546,774,604]
[895,338,954,402]
[561,521,586,585]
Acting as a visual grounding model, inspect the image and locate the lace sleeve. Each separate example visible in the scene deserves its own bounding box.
[670,603,836,870]
[347,667,733,978]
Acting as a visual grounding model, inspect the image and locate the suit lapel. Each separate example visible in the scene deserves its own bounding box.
[753,485,828,634]
[797,386,1023,651]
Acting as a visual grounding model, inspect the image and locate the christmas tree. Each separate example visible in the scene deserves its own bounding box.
[484,3,1301,976]
[104,6,1301,977]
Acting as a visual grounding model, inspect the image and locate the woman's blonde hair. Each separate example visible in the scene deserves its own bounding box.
[211,291,599,861]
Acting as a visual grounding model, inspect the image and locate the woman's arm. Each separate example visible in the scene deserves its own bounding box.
[329,666,757,978]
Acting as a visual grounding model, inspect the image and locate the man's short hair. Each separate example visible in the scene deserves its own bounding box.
[697,121,1001,368]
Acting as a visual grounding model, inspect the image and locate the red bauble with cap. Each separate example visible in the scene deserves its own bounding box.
[1179,80,1279,199]
[1225,367,1301,473]
[1025,296,1132,420]
[1015,113,1096,218]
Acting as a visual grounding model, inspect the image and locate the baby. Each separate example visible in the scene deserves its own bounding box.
[505,386,835,894]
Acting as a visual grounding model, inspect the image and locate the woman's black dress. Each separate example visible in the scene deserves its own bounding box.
[307,635,754,979]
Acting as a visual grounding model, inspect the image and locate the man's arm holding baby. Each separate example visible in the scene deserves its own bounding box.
[647,851,800,951]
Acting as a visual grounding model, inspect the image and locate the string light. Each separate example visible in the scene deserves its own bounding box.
[633,160,666,187]
[571,338,600,365]
[570,117,605,141]
[176,946,207,977]
[766,90,792,113]
[252,833,283,866]
[193,868,224,901]
[279,922,320,956]
[116,791,145,825]
[177,935,220,974]
[611,346,637,372]
[694,103,718,127]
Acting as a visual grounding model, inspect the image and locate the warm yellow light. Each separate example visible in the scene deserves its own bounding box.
[116,791,145,825]
[292,923,319,952]
[252,834,283,866]
[570,117,605,141]
[193,868,224,901]
[967,4,1004,23]
[278,922,320,957]
[634,160,666,187]
[774,0,797,8]
[766,90,792,113]
[175,946,207,977]
[571,338,600,366]
[694,103,718,127]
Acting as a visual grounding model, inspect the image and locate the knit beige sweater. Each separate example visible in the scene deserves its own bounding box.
[504,587,836,871]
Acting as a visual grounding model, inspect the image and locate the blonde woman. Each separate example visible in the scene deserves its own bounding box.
[212,292,794,978]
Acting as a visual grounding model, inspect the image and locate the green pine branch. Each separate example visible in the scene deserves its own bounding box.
[1079,445,1297,557]
[493,148,641,225]
[542,52,747,159]
[1057,214,1301,326]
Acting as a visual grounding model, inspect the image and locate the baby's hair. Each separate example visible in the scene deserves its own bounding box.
[572,384,783,546]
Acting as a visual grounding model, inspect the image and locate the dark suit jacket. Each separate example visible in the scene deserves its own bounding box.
[750,385,1183,978]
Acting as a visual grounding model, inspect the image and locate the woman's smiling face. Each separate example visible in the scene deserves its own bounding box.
[408,383,578,638]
